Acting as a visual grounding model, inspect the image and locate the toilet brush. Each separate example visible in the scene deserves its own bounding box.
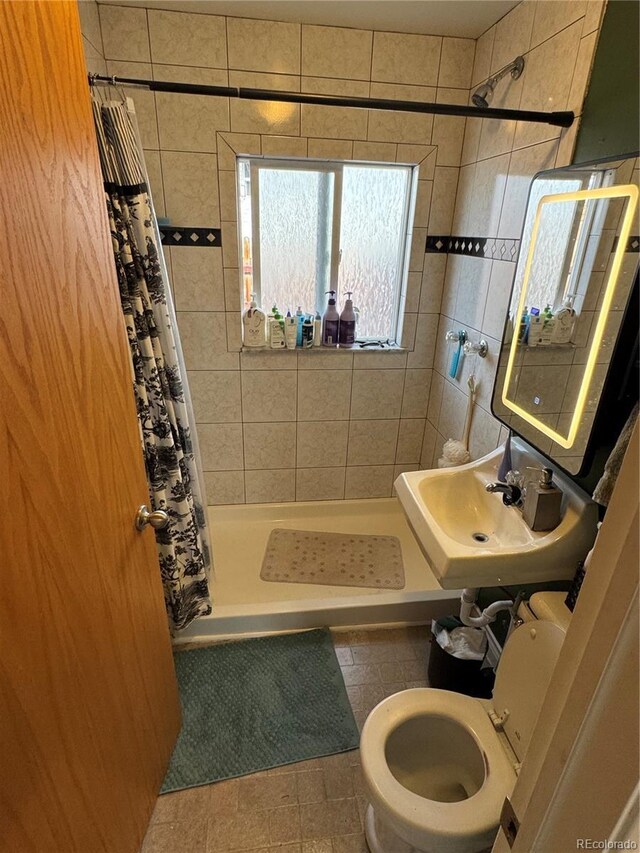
[438,375,477,468]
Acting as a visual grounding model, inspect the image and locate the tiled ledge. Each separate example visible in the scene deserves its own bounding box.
[241,344,407,355]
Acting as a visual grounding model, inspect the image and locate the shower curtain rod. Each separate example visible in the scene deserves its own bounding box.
[88,74,574,127]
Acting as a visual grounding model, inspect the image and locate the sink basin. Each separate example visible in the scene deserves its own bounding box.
[394,438,598,589]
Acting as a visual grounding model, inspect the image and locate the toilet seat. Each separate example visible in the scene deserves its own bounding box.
[361,688,518,853]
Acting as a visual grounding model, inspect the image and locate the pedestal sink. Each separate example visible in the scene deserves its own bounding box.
[394,438,598,589]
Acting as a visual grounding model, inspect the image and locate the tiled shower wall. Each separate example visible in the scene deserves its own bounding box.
[81,0,604,503]
[424,0,605,467]
[83,1,474,503]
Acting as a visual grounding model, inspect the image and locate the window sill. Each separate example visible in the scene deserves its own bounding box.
[241,344,407,355]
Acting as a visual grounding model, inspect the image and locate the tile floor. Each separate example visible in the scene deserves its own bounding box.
[142,626,431,853]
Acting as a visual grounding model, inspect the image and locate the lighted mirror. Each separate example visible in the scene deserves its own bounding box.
[492,156,639,475]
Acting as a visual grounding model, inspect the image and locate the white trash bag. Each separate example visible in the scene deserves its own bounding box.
[431,620,487,661]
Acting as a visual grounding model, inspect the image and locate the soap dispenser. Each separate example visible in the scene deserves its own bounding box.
[523,467,562,531]
[339,291,357,348]
[322,290,340,347]
[242,293,267,348]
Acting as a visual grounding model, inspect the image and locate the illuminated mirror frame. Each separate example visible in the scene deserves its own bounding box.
[502,183,639,449]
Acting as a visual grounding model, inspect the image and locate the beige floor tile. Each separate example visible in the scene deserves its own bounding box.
[334,646,354,666]
[296,770,326,804]
[351,765,366,798]
[339,664,381,687]
[209,778,240,815]
[401,659,428,681]
[207,810,270,851]
[269,804,302,844]
[238,773,297,811]
[302,842,333,853]
[150,786,212,824]
[321,755,353,800]
[331,833,369,853]
[381,683,406,699]
[142,819,208,853]
[300,799,361,840]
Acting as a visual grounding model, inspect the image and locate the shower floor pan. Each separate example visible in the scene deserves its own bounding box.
[175,498,459,642]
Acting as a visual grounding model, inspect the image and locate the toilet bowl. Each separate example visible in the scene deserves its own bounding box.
[361,615,567,853]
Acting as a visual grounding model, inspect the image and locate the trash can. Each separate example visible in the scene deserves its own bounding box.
[428,617,495,699]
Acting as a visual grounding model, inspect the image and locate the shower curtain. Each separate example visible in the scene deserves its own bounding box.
[92,95,212,631]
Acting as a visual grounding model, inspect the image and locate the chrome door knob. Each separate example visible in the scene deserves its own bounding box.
[135,505,169,531]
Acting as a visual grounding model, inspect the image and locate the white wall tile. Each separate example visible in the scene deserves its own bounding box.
[491,1,535,75]
[171,247,224,311]
[530,0,587,49]
[372,32,442,87]
[177,311,227,369]
[301,76,370,97]
[99,4,150,62]
[345,465,395,498]
[347,420,399,465]
[243,423,297,469]
[396,419,426,463]
[82,37,106,75]
[261,135,308,158]
[401,369,432,418]
[78,1,103,54]
[301,105,368,140]
[407,314,439,369]
[302,25,372,81]
[231,101,300,136]
[482,261,515,341]
[227,18,300,74]
[454,256,492,331]
[217,132,261,168]
[308,138,354,159]
[353,141,397,162]
[297,371,352,421]
[296,468,346,501]
[350,370,404,420]
[156,92,228,152]
[420,254,446,313]
[241,370,297,422]
[199,423,244,470]
[189,370,241,423]
[153,65,229,86]
[161,152,220,226]
[296,421,349,468]
[367,83,435,144]
[438,38,475,88]
[352,351,407,369]
[428,167,459,233]
[497,139,558,239]
[472,26,495,87]
[420,420,438,468]
[204,470,245,505]
[148,10,227,67]
[245,469,296,503]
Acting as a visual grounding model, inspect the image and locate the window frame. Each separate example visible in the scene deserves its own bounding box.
[238,155,416,344]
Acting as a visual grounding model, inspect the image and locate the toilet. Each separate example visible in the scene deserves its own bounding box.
[360,594,570,853]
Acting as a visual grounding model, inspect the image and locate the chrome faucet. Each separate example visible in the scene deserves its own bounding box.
[486,480,522,507]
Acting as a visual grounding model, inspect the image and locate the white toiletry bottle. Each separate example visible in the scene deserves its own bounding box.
[313,312,322,346]
[284,311,297,350]
[242,293,267,348]
[551,299,576,344]
[269,306,286,349]
[339,291,357,348]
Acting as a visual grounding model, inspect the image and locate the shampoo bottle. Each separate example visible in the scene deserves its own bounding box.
[322,290,340,347]
[295,306,304,347]
[242,293,267,348]
[284,310,297,350]
[339,291,357,348]
[313,312,322,347]
[269,305,286,349]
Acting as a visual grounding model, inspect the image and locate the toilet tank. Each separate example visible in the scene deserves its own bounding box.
[490,620,565,764]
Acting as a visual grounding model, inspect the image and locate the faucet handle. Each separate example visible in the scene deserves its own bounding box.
[525,466,553,486]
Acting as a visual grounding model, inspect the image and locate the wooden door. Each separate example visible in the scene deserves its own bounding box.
[0,3,181,851]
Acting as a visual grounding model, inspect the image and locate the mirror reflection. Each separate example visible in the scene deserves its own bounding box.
[492,157,639,474]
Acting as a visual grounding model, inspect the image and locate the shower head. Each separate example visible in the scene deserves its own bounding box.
[472,82,494,108]
[472,56,525,109]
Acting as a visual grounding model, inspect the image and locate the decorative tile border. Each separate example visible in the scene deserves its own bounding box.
[612,234,640,253]
[425,234,521,261]
[159,226,222,247]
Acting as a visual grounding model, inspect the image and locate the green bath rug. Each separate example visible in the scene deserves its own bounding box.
[161,628,359,793]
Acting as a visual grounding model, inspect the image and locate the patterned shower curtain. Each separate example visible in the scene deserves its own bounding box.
[92,96,212,631]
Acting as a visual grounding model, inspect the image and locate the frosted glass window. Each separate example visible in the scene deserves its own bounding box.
[338,165,410,339]
[238,156,414,342]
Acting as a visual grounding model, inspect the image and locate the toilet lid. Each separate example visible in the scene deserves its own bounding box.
[492,620,565,763]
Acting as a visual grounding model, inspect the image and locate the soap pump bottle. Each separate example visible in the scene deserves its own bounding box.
[339,291,357,348]
[242,292,267,348]
[523,467,563,531]
[322,290,340,347]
